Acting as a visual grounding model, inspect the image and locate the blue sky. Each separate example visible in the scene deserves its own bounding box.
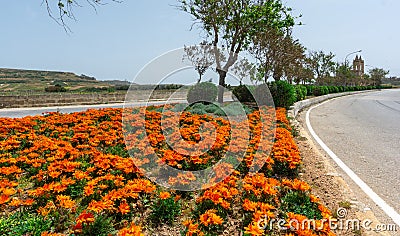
[1,0,400,81]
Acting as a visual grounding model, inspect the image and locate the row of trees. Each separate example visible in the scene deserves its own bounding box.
[44,0,390,103]
[178,0,390,103]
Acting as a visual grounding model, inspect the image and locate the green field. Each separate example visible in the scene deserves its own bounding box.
[0,68,128,94]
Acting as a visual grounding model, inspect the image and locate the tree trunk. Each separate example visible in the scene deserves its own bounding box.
[197,74,202,84]
[217,69,227,103]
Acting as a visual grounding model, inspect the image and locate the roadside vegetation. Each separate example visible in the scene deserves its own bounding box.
[0,106,336,235]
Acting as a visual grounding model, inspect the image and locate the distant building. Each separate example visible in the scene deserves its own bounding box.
[352,55,365,77]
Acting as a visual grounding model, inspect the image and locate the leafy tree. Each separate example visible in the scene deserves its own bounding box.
[334,62,355,86]
[250,26,307,84]
[293,58,314,85]
[369,68,389,86]
[308,50,336,85]
[179,0,296,103]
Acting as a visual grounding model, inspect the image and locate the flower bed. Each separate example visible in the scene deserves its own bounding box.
[0,106,335,235]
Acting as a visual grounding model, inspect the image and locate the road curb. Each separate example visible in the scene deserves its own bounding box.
[287,90,373,120]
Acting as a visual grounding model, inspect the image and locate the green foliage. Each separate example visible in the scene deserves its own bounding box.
[150,197,181,225]
[312,86,329,96]
[155,84,184,90]
[45,84,67,92]
[294,85,307,101]
[80,214,116,236]
[83,87,115,93]
[0,211,52,236]
[308,50,336,82]
[187,82,218,104]
[268,80,296,109]
[368,67,389,86]
[232,85,255,103]
[104,143,129,158]
[280,191,322,220]
[272,161,298,179]
[254,83,273,106]
[179,0,297,103]
[223,102,253,116]
[184,103,253,117]
[305,85,314,96]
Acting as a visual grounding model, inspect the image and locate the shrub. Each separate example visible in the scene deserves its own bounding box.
[334,86,340,93]
[223,102,252,116]
[300,85,308,98]
[45,84,67,92]
[254,83,273,106]
[268,80,296,109]
[80,214,115,236]
[187,82,218,104]
[0,211,52,236]
[312,86,323,96]
[150,194,181,225]
[280,191,323,220]
[231,85,255,103]
[294,85,307,101]
[305,85,314,96]
[328,86,336,94]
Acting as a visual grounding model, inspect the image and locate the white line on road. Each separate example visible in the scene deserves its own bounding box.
[306,99,400,227]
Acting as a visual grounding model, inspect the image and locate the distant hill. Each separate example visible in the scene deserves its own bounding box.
[0,68,185,94]
[0,68,96,82]
[0,68,122,94]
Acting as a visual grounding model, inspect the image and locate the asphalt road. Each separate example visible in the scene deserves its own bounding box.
[309,89,400,225]
[0,100,185,118]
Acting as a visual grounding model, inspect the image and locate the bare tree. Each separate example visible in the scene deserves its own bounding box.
[230,58,257,85]
[183,42,215,84]
[43,0,121,31]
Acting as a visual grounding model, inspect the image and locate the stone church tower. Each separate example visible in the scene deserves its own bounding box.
[353,55,365,77]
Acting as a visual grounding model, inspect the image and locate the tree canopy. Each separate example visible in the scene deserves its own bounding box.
[307,50,336,85]
[250,27,306,84]
[369,67,389,86]
[179,0,297,102]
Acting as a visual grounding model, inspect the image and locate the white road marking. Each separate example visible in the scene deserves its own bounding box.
[306,99,400,227]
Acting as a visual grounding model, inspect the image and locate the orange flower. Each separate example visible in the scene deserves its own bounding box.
[56,195,75,209]
[243,199,258,212]
[119,201,130,215]
[118,222,144,236]
[159,191,171,200]
[199,209,223,226]
[244,221,264,236]
[292,179,311,192]
[41,232,66,236]
[76,211,95,224]
[174,195,181,202]
[309,194,320,203]
[183,219,203,236]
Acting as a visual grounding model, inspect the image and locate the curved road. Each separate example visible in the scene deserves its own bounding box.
[309,89,400,227]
